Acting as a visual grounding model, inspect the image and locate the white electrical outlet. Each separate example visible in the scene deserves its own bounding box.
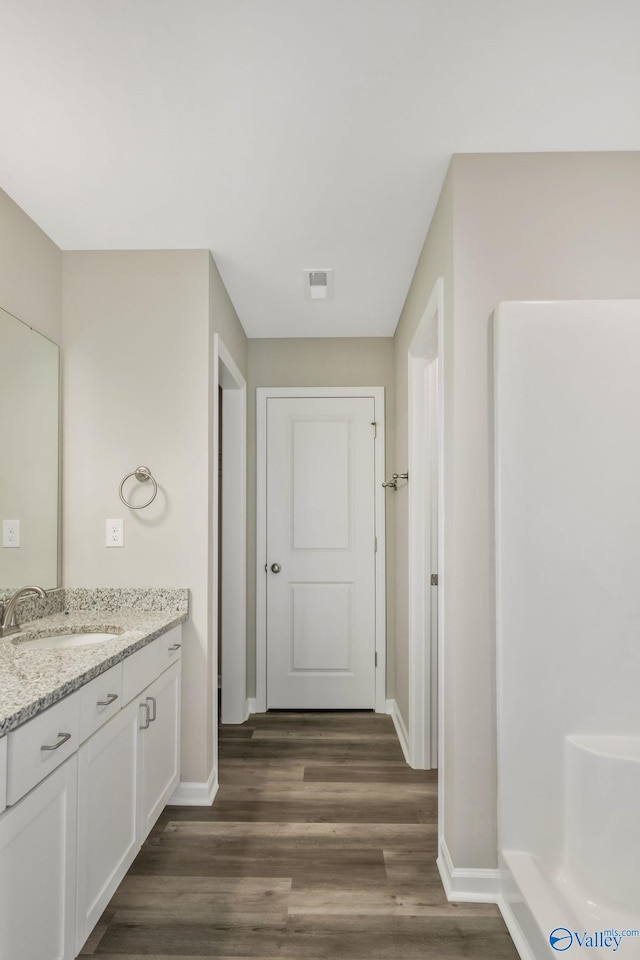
[106,519,124,547]
[2,519,20,548]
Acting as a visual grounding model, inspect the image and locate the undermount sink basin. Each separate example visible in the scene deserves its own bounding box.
[20,632,120,650]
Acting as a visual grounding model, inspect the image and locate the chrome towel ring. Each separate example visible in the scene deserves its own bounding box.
[119,466,158,509]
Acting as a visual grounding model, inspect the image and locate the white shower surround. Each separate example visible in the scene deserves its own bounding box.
[565,736,640,918]
[494,301,640,960]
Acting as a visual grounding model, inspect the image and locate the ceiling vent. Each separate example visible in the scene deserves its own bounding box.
[303,268,333,301]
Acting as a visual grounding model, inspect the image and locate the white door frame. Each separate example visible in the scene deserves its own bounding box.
[213,335,247,726]
[256,386,387,714]
[408,278,445,769]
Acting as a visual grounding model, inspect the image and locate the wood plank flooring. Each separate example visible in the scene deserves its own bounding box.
[80,711,518,959]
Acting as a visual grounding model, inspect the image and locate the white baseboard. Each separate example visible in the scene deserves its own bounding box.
[385,698,410,764]
[168,768,219,806]
[245,697,257,719]
[437,837,502,902]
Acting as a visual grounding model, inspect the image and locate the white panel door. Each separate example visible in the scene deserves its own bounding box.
[266,396,376,708]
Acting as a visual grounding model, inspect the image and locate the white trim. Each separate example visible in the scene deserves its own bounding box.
[407,277,445,771]
[256,386,387,714]
[385,699,409,763]
[169,769,219,807]
[436,838,502,903]
[436,839,534,960]
[245,697,257,719]
[214,334,247,727]
[496,899,538,960]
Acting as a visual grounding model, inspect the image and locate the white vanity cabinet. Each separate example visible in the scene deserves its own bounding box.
[0,755,78,960]
[0,624,183,960]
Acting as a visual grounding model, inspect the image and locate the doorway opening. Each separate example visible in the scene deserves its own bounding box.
[214,335,247,726]
[407,277,444,770]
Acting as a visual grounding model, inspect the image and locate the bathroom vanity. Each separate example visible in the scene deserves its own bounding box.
[0,589,188,960]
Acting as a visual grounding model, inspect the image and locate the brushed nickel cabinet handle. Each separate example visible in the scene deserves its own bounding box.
[97,693,118,707]
[146,695,157,722]
[139,702,150,730]
[168,643,181,652]
[41,732,71,751]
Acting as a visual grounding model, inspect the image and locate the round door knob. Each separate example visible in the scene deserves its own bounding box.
[270,563,282,573]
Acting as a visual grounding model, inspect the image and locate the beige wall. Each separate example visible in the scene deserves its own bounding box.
[246,337,395,698]
[0,188,61,342]
[62,250,247,786]
[394,152,640,872]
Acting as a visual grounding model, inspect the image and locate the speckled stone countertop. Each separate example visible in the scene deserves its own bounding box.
[0,588,189,737]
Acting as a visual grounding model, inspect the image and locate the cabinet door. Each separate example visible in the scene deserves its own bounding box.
[0,755,77,960]
[139,661,181,839]
[76,700,140,954]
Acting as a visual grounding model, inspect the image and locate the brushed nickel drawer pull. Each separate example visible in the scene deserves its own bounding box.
[97,693,118,707]
[41,732,72,751]
[168,643,181,652]
[146,695,157,721]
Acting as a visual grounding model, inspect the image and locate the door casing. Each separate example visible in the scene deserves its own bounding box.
[214,335,247,727]
[408,278,445,772]
[256,386,387,714]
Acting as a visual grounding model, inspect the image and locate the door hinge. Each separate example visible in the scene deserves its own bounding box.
[374,535,378,553]
[371,421,377,438]
[375,651,378,667]
[431,574,439,586]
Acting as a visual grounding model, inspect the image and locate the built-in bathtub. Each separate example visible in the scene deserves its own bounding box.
[494,300,640,960]
[565,735,640,918]
[500,736,640,960]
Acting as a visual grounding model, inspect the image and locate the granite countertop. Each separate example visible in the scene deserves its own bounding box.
[0,588,189,737]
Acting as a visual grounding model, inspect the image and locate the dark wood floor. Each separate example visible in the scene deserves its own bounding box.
[81,711,518,959]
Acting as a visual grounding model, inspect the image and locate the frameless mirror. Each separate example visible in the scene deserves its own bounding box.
[0,307,59,592]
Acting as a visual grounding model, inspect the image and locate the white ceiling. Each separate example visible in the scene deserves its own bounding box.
[0,1,639,338]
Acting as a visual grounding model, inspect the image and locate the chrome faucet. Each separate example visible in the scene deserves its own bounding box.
[0,585,47,637]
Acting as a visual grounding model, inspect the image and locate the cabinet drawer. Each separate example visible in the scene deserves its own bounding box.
[79,663,123,743]
[159,626,182,667]
[0,736,6,814]
[7,692,80,805]
[122,640,161,705]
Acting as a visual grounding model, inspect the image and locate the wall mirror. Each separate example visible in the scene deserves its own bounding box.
[0,306,59,593]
